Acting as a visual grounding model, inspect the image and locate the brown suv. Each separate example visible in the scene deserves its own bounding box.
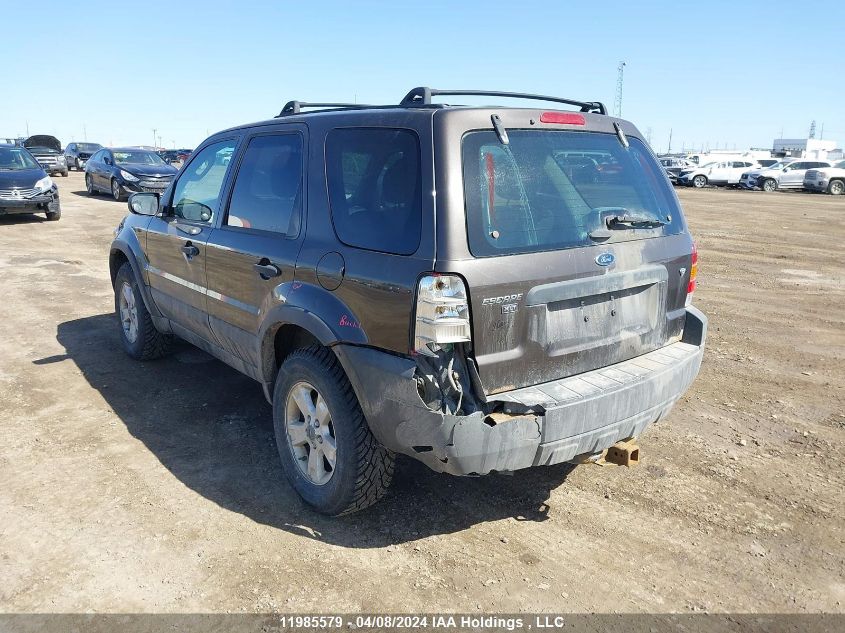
[109,87,707,515]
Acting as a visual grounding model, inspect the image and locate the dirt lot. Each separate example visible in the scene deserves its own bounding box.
[1,171,843,614]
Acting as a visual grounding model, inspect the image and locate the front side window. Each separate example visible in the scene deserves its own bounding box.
[226,134,303,235]
[326,128,422,255]
[462,130,684,257]
[171,139,237,223]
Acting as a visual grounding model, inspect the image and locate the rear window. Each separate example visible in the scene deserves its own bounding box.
[462,130,684,257]
[326,128,422,255]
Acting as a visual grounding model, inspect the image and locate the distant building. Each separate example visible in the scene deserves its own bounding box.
[772,138,840,160]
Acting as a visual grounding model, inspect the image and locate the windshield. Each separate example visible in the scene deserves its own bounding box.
[77,143,101,152]
[0,147,40,170]
[113,150,166,165]
[462,130,684,256]
[834,160,845,169]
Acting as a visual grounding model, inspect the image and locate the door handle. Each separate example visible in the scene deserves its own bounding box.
[181,243,200,259]
[254,261,281,280]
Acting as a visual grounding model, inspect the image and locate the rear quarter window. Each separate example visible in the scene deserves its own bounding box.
[462,130,684,257]
[325,128,422,255]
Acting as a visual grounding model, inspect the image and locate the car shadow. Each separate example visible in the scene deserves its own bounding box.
[43,313,575,547]
[0,213,47,225]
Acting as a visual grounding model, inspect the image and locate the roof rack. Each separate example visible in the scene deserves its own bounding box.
[276,101,374,117]
[399,87,607,115]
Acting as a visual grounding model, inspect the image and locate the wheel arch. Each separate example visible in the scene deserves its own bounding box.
[109,241,162,319]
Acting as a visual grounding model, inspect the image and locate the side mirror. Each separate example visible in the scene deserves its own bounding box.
[128,192,160,216]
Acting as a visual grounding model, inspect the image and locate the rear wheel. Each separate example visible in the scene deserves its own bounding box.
[114,262,173,360]
[273,346,394,515]
[761,178,777,192]
[692,175,707,188]
[828,180,844,195]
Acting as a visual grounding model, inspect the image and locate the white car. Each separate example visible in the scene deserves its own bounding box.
[676,159,760,188]
[803,159,845,195]
[744,159,833,192]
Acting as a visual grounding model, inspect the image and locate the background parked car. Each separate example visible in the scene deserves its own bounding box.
[739,159,797,190]
[803,159,845,195]
[676,160,759,188]
[659,157,693,183]
[750,160,833,192]
[85,147,178,201]
[0,144,61,221]
[65,142,103,171]
[23,135,68,177]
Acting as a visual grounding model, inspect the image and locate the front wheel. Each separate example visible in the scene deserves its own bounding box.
[828,180,844,195]
[85,174,96,195]
[692,175,707,188]
[273,346,394,515]
[761,178,777,192]
[114,262,173,360]
[111,179,125,201]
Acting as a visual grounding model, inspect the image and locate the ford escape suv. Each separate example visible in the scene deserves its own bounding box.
[109,87,707,515]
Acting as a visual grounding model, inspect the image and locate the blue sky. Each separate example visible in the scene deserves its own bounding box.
[2,0,843,152]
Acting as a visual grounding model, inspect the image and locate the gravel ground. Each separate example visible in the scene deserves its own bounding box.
[0,171,843,614]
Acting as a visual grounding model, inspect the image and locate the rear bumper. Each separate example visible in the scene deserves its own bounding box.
[339,306,707,476]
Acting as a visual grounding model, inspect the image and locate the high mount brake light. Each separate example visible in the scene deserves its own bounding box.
[413,275,471,356]
[539,112,586,125]
[686,243,698,305]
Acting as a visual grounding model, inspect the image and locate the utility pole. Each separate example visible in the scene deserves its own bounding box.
[152,128,157,149]
[83,124,87,141]
[819,123,824,139]
[614,61,626,118]
[809,120,816,139]
[667,128,673,154]
[646,127,653,146]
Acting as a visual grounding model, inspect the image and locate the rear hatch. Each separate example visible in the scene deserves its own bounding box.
[437,112,693,395]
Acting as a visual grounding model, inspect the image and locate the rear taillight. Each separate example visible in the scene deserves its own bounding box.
[414,275,471,356]
[686,242,698,305]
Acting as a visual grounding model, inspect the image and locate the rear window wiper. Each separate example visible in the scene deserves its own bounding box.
[605,214,666,229]
[588,207,666,240]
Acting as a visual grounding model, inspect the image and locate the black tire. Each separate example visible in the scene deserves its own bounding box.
[61,170,68,177]
[762,178,777,192]
[45,204,61,221]
[692,174,707,188]
[273,346,394,516]
[111,179,125,202]
[113,262,173,360]
[75,158,82,171]
[85,174,97,196]
[828,179,844,195]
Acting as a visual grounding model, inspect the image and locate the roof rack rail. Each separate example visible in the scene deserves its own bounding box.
[276,101,374,117]
[399,87,607,115]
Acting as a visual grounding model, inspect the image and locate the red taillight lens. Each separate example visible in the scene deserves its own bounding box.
[687,243,698,300]
[539,112,585,125]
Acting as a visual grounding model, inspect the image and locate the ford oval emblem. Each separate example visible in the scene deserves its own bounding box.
[595,252,615,267]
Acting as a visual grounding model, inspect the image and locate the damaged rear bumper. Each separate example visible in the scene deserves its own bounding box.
[337,306,707,476]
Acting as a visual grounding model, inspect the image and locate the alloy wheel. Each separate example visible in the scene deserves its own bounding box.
[284,381,337,486]
[829,181,844,195]
[112,180,121,201]
[118,282,139,344]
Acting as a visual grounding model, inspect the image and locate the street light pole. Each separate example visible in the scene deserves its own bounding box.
[152,128,157,149]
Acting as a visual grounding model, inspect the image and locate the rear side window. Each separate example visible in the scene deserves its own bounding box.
[226,134,303,235]
[462,130,684,257]
[326,128,422,255]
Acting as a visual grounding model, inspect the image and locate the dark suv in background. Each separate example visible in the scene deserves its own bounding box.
[109,87,706,515]
[65,142,103,170]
